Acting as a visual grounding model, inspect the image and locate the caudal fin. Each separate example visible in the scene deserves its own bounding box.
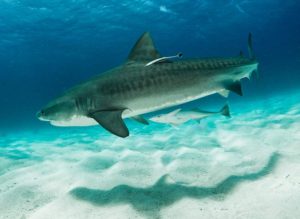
[247,32,259,79]
[248,32,255,60]
[220,104,231,118]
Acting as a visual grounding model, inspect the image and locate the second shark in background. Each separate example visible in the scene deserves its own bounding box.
[150,104,230,126]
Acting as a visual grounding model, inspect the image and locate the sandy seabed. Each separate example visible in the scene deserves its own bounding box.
[0,91,300,219]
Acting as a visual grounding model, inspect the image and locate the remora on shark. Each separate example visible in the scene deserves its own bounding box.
[37,32,258,137]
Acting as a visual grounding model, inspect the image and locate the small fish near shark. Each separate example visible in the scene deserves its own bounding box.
[149,104,231,126]
[37,32,258,137]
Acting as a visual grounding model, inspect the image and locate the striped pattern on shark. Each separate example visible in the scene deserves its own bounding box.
[37,32,258,137]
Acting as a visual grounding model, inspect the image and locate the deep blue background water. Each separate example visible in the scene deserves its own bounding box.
[0,0,299,131]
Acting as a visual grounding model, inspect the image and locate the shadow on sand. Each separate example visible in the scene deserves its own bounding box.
[70,153,279,219]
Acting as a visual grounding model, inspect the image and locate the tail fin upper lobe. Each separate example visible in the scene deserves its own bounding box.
[248,32,255,60]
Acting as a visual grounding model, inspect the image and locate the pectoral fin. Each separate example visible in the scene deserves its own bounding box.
[131,115,149,125]
[88,109,129,138]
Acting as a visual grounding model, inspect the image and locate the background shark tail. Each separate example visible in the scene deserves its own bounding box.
[220,103,231,118]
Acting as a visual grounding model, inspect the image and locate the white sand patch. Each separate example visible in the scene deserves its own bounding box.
[162,157,300,219]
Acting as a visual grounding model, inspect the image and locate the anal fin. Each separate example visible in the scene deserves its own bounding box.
[88,109,129,138]
[225,81,243,96]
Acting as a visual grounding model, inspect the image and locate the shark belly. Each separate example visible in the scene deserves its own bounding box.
[50,93,216,127]
[50,116,97,126]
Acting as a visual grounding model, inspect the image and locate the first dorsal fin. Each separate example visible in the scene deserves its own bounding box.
[127,32,161,62]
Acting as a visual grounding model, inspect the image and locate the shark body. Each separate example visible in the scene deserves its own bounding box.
[37,32,258,137]
[150,104,231,126]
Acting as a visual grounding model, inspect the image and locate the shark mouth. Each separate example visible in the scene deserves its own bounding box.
[50,116,97,127]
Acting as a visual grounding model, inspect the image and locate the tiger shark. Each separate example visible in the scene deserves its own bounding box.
[37,32,258,137]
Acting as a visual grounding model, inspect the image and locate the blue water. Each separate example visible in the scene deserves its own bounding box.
[0,1,300,219]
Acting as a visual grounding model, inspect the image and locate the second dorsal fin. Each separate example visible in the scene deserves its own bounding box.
[127,32,161,62]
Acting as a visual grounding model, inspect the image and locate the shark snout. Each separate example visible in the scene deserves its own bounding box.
[36,110,42,119]
[36,110,48,121]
